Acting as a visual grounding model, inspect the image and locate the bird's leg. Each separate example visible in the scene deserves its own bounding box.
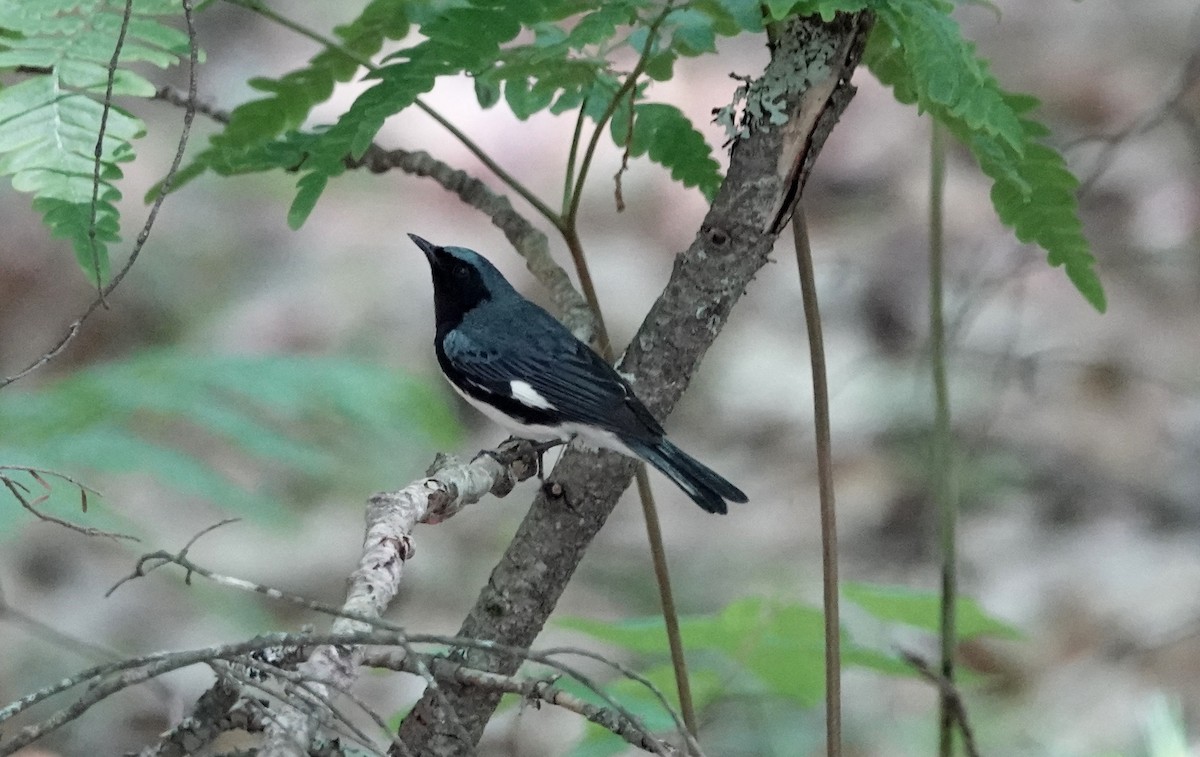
[475,438,528,478]
[529,438,566,481]
[474,438,565,482]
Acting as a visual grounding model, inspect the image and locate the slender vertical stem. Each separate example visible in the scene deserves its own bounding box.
[792,208,840,757]
[534,19,689,722]
[563,106,588,216]
[561,228,613,358]
[929,120,957,757]
[564,3,673,226]
[634,465,698,737]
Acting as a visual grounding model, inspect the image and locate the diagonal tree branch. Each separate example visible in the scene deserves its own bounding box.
[394,12,873,755]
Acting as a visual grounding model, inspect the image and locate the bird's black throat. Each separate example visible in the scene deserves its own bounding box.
[416,241,493,334]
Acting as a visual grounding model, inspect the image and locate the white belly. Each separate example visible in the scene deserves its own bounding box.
[445,377,637,457]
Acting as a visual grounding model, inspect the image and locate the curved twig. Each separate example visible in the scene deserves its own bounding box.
[88,0,134,299]
[0,467,135,541]
[354,146,595,341]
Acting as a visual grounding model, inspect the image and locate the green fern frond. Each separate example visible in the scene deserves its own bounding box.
[283,2,572,228]
[167,0,412,198]
[482,55,605,120]
[0,0,190,283]
[874,0,1024,152]
[183,0,741,222]
[865,2,1105,311]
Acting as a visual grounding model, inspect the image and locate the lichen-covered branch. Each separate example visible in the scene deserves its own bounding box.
[112,440,542,757]
[254,439,542,756]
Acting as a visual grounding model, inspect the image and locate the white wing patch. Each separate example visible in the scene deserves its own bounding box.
[510,379,555,409]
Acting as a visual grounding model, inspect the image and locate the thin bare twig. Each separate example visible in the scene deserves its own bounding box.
[255,438,545,755]
[365,651,686,756]
[0,467,135,541]
[109,535,692,750]
[88,0,135,300]
[108,443,541,750]
[229,657,392,756]
[106,518,239,596]
[901,651,981,757]
[0,624,690,756]
[1071,35,1200,195]
[98,503,693,757]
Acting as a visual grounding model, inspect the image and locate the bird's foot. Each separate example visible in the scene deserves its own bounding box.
[474,438,566,482]
[528,438,566,480]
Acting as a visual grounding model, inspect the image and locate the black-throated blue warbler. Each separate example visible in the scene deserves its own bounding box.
[411,233,747,514]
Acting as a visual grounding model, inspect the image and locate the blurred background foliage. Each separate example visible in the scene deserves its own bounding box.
[0,0,1198,755]
[0,350,460,534]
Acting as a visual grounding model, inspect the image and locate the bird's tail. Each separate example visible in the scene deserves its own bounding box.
[623,437,747,514]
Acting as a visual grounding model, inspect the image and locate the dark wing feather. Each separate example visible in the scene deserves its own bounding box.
[441,305,662,440]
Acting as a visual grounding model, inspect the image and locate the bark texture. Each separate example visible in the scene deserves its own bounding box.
[395,12,873,755]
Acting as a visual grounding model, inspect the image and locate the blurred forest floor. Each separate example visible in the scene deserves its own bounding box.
[1,1,1199,755]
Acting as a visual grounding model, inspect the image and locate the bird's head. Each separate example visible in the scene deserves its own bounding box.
[409,234,513,331]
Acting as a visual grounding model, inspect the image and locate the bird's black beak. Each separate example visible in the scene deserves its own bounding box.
[408,233,440,265]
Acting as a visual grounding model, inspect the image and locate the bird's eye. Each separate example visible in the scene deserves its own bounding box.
[453,264,469,279]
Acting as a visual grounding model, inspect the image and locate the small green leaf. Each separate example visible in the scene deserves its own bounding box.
[872,0,1023,152]
[626,26,652,56]
[643,51,676,81]
[844,582,1022,640]
[473,75,501,109]
[288,171,329,229]
[711,0,767,31]
[767,0,872,21]
[172,0,413,194]
[667,8,718,56]
[504,75,554,120]
[567,4,637,48]
[623,103,722,200]
[764,0,799,20]
[530,21,568,48]
[32,197,115,285]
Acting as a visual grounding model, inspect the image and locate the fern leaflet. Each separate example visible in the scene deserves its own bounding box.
[168,0,413,198]
[0,0,190,283]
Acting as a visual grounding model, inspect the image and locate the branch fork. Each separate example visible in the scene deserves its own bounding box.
[255,437,545,755]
